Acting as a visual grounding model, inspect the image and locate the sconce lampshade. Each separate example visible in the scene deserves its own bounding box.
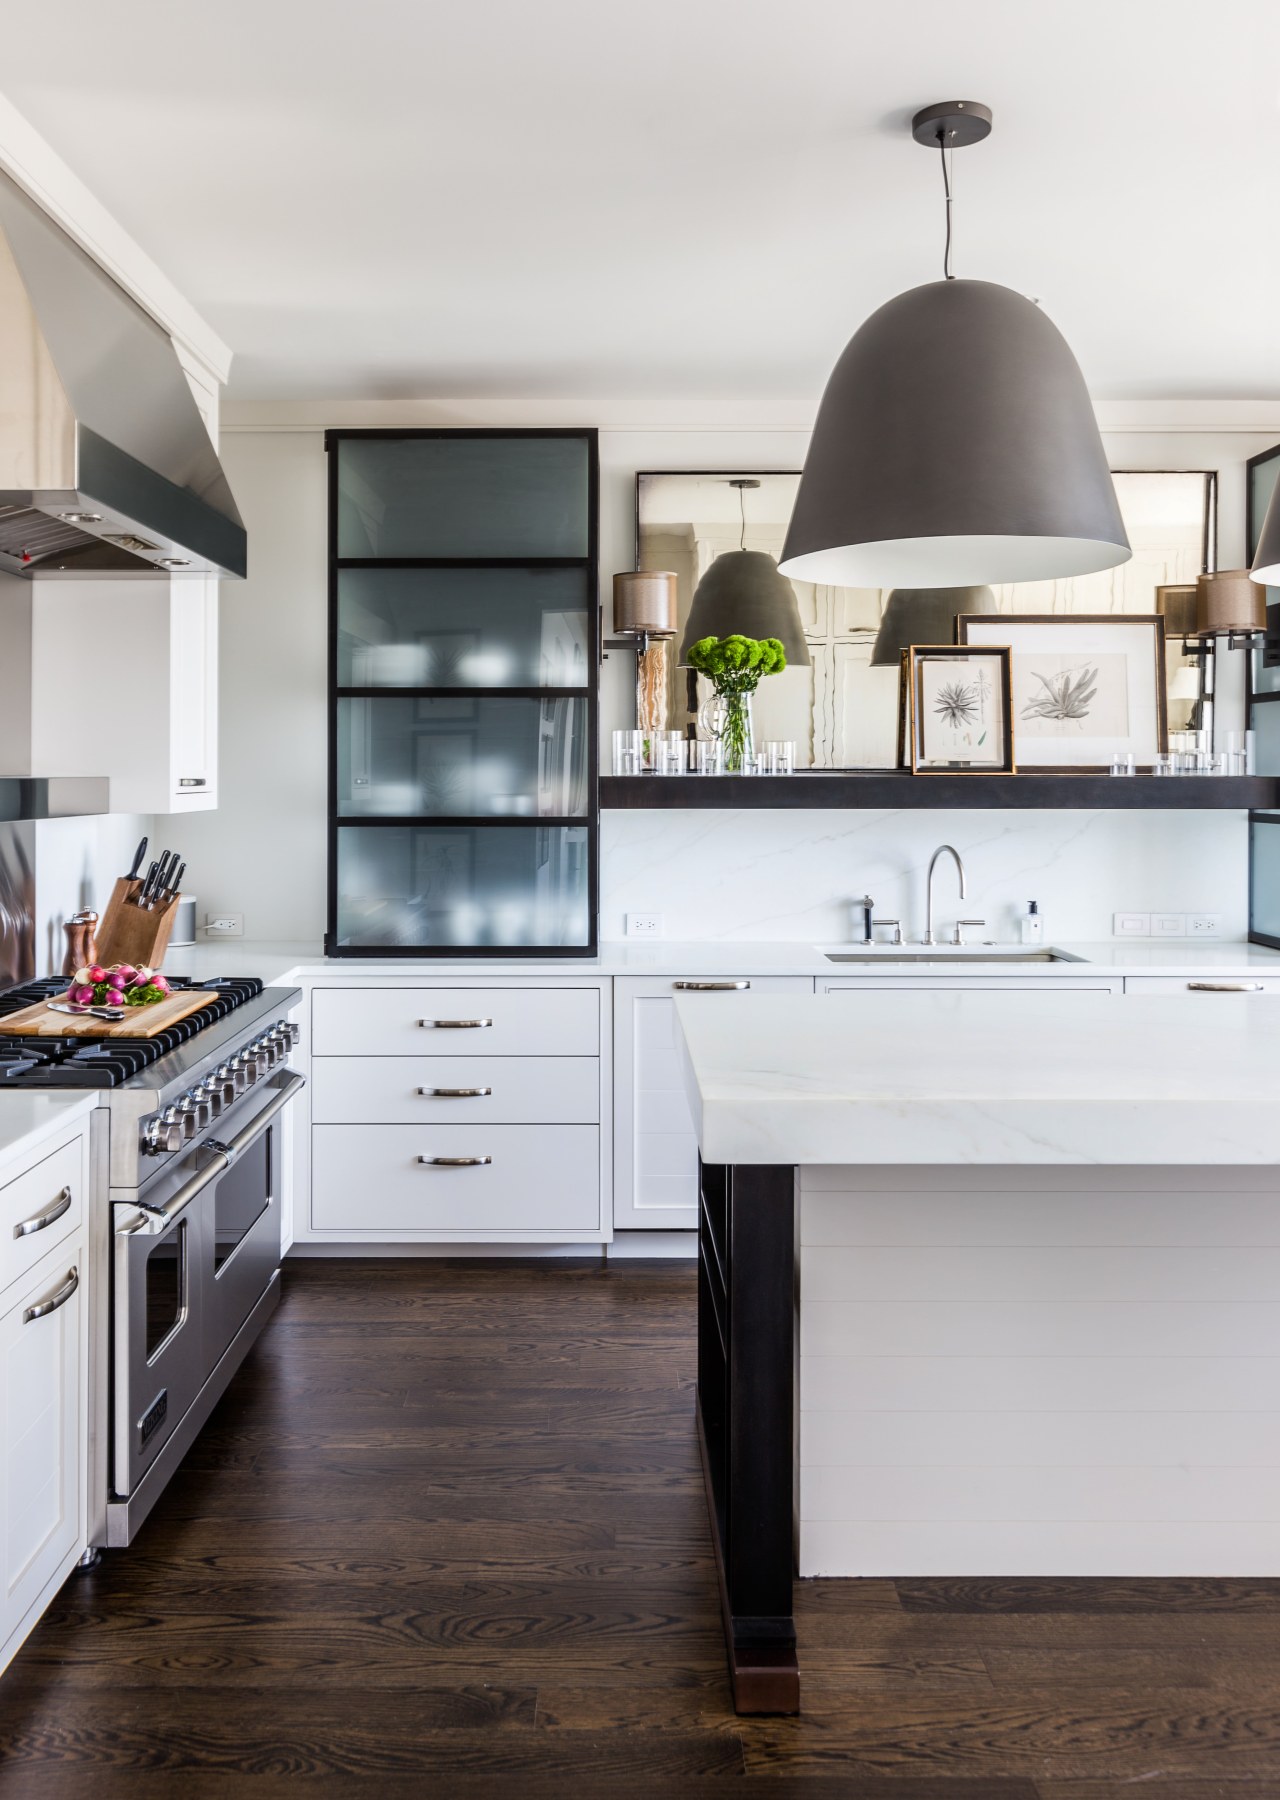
[1155,582,1199,638]
[1195,569,1266,636]
[677,550,812,666]
[778,280,1131,590]
[1252,484,1280,586]
[869,585,996,666]
[613,570,677,638]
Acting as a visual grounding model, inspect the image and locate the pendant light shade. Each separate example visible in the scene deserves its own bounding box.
[779,279,1131,591]
[1251,484,1280,587]
[678,550,812,666]
[1195,569,1266,636]
[869,585,995,666]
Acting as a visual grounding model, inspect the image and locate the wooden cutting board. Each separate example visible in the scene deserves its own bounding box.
[0,988,213,1038]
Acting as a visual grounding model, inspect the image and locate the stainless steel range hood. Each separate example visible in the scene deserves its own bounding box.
[0,172,245,580]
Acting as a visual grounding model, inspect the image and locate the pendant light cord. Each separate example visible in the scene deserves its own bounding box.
[937,129,955,279]
[738,482,746,551]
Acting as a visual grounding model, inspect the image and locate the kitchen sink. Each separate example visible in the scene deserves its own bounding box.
[823,948,1085,964]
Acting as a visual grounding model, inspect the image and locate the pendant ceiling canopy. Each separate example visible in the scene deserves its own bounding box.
[678,550,811,666]
[779,104,1131,592]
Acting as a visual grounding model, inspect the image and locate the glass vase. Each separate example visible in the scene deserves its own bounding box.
[717,689,754,774]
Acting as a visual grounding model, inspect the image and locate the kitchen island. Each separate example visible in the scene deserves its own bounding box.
[675,989,1280,1714]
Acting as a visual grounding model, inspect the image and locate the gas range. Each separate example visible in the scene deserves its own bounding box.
[0,974,303,1188]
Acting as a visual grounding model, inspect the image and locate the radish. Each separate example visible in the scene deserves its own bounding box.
[69,984,94,1006]
[87,965,106,983]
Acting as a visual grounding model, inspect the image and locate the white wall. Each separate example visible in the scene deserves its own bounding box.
[33,813,150,978]
[157,405,1279,945]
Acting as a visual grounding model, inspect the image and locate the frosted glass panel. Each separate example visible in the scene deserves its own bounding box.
[337,697,588,818]
[337,436,589,558]
[1250,813,1280,941]
[335,825,591,948]
[337,567,589,688]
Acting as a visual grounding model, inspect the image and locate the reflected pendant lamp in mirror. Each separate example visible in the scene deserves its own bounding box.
[678,480,811,666]
[779,103,1131,591]
[869,586,995,666]
[1252,481,1280,587]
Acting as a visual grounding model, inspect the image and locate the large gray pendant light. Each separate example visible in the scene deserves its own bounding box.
[779,102,1130,591]
[679,479,811,666]
[1251,482,1280,586]
[868,586,995,666]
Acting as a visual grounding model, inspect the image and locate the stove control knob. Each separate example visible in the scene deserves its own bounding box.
[251,1043,272,1074]
[182,1094,212,1131]
[222,1060,248,1095]
[280,1021,301,1046]
[143,1116,184,1155]
[213,1067,237,1105]
[232,1052,258,1086]
[162,1104,197,1144]
[198,1080,225,1119]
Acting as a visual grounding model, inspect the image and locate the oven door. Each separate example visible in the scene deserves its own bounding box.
[206,1071,300,1361]
[112,1149,226,1500]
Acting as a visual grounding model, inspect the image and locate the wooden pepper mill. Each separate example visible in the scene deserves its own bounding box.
[61,910,99,978]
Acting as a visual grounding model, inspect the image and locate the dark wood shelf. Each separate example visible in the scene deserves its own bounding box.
[599,772,1280,811]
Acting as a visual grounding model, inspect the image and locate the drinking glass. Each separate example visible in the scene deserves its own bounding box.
[1109,752,1136,777]
[612,729,644,776]
[1152,752,1176,777]
[690,740,724,775]
[765,740,796,775]
[655,736,687,775]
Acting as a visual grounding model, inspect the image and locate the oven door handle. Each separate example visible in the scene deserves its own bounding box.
[123,1149,230,1233]
[208,1070,306,1166]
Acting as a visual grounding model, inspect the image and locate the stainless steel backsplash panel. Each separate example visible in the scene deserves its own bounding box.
[0,820,35,987]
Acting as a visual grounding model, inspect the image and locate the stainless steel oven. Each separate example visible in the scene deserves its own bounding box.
[109,1063,304,1544]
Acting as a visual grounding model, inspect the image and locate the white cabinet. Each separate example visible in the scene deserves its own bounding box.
[0,1124,90,1677]
[308,981,611,1243]
[0,578,219,812]
[613,975,815,1231]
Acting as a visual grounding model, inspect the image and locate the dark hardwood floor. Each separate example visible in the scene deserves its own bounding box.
[2,1258,1280,1797]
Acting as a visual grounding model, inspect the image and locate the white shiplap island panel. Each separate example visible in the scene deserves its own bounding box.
[675,992,1280,1581]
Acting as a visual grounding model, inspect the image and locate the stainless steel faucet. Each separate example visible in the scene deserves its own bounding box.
[922,844,966,946]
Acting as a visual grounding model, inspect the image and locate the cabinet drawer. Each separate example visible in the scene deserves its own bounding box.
[0,1234,84,1643]
[311,1057,600,1124]
[1125,976,1280,995]
[313,987,599,1056]
[312,1125,600,1234]
[0,1138,84,1301]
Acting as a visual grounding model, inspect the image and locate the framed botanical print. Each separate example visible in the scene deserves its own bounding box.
[904,646,1015,774]
[958,614,1167,770]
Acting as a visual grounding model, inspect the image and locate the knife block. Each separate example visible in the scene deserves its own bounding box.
[92,879,181,972]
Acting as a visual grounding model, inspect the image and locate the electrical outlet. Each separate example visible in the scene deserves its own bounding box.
[1150,913,1186,937]
[626,913,663,939]
[202,913,244,938]
[1113,912,1150,937]
[1187,912,1223,937]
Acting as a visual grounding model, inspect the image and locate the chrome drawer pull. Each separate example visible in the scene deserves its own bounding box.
[178,777,207,788]
[1186,981,1265,992]
[23,1266,78,1324]
[417,1018,493,1029]
[418,1155,492,1167]
[13,1185,72,1240]
[673,980,750,992]
[417,1087,492,1098]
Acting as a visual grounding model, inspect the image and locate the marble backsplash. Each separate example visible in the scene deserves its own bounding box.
[599,807,1249,945]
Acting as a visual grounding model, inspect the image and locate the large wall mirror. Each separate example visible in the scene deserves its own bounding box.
[636,469,1217,768]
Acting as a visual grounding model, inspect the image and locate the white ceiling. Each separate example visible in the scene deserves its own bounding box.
[4,0,1278,405]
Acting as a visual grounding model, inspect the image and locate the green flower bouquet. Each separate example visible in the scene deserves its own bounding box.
[685,634,787,772]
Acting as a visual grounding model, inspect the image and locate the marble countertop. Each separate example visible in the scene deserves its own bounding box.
[0,1091,97,1170]
[158,938,1280,986]
[675,989,1280,1167]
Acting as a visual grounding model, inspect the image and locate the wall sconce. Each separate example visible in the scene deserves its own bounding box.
[609,571,678,742]
[1194,569,1267,651]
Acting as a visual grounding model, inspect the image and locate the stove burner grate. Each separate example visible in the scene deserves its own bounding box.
[0,976,266,1087]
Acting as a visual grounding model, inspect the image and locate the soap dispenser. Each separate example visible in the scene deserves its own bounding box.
[1020,900,1044,945]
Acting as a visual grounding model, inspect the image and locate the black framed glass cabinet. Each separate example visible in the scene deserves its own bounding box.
[326,429,599,955]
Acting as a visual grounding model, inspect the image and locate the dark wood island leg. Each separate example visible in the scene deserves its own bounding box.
[696,1157,799,1714]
